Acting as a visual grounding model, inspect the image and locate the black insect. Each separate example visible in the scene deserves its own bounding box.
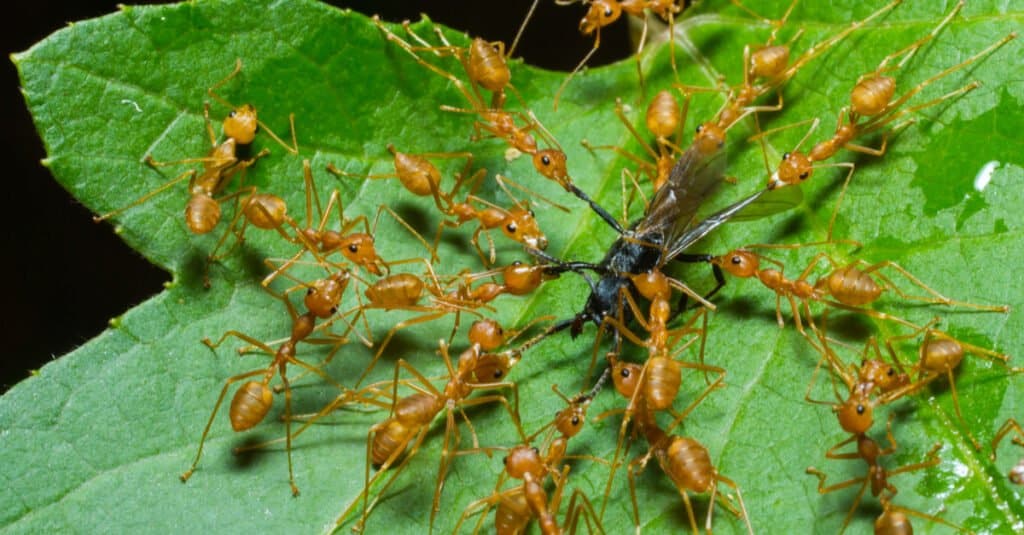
[533,145,765,337]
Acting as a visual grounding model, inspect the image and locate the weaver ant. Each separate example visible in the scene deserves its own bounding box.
[94,59,297,236]
[335,321,536,532]
[805,414,956,534]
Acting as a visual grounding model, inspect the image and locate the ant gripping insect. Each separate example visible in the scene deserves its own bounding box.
[710,247,1007,336]
[534,144,765,342]
[583,91,689,194]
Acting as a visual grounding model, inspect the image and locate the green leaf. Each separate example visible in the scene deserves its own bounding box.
[7,0,1023,533]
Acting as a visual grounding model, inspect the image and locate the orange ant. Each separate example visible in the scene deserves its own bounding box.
[991,418,1024,484]
[334,320,535,533]
[180,294,355,496]
[433,171,554,265]
[94,59,297,235]
[625,388,753,535]
[254,161,440,296]
[327,143,473,212]
[456,376,609,535]
[687,0,901,157]
[384,16,517,110]
[753,6,1016,238]
[343,259,510,386]
[804,318,930,438]
[454,260,555,306]
[553,0,685,109]
[710,246,1006,336]
[886,319,1019,450]
[805,414,956,534]
[331,146,552,263]
[583,90,689,194]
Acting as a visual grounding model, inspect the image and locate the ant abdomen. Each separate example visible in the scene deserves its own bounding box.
[229,381,273,432]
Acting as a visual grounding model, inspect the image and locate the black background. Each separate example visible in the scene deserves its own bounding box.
[2,1,631,391]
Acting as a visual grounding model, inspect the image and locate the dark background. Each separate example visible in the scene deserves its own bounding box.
[2,1,631,391]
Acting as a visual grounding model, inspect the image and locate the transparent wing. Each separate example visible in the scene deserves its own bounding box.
[633,145,727,246]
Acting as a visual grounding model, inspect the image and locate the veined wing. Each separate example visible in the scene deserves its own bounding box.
[633,145,726,247]
[663,187,767,261]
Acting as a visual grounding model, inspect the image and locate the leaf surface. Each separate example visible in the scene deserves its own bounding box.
[6,0,1024,533]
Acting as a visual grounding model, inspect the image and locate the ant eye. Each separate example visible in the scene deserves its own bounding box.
[528,210,535,217]
[532,447,540,455]
[730,255,742,265]
[502,456,508,465]
[571,416,580,426]
[348,244,359,252]
[493,370,503,378]
[306,288,314,295]
[512,260,522,266]
[330,306,338,315]
[800,172,810,180]
[542,155,551,165]
[229,110,237,118]
[782,152,791,160]
[856,404,865,415]
[620,368,630,378]
[506,223,517,233]
[604,7,613,17]
[695,124,704,133]
[887,368,894,376]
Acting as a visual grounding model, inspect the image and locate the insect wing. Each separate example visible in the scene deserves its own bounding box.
[664,188,767,261]
[634,145,726,245]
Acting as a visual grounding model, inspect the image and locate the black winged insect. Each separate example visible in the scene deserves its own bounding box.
[532,144,766,338]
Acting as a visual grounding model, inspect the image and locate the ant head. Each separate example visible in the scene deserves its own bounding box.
[554,403,587,438]
[223,104,258,145]
[469,319,505,351]
[836,397,873,435]
[502,210,547,250]
[502,261,544,295]
[339,233,382,274]
[611,359,641,399]
[503,445,544,481]
[771,151,812,189]
[305,277,344,318]
[694,122,726,155]
[712,249,759,278]
[472,352,512,384]
[630,269,670,301]
[859,359,907,392]
[579,0,622,35]
[532,149,568,182]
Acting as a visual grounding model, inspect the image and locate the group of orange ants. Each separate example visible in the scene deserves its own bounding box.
[92,0,1023,533]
